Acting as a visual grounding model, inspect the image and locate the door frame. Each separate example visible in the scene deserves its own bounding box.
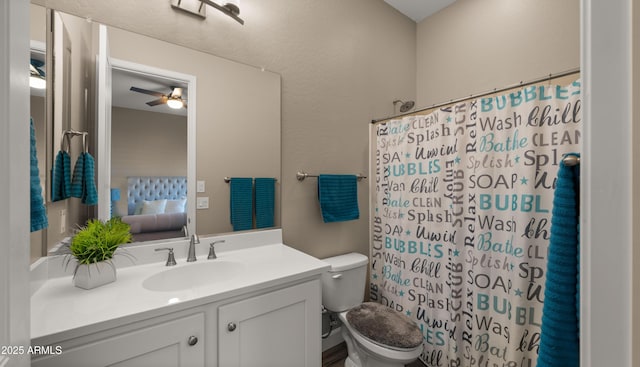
[0,0,31,366]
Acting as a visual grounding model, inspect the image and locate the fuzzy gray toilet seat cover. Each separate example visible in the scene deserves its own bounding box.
[346,302,423,349]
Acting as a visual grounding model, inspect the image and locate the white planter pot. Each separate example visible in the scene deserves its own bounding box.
[73,261,117,290]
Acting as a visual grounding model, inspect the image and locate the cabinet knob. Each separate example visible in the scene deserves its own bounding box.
[227,322,237,332]
[187,336,198,346]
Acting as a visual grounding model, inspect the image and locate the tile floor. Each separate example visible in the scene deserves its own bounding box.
[322,342,426,367]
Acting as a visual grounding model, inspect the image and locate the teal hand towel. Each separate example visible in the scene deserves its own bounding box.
[70,152,85,198]
[82,152,98,206]
[30,118,48,232]
[318,174,359,223]
[69,152,98,205]
[538,153,580,367]
[255,178,275,229]
[51,150,71,202]
[230,177,253,231]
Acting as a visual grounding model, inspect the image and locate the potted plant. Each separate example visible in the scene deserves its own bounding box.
[67,217,133,289]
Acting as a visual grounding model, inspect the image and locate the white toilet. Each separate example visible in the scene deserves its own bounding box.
[321,252,423,367]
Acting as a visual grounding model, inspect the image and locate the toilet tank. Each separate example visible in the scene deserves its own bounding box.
[321,252,369,312]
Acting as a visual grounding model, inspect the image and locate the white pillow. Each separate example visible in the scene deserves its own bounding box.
[133,201,144,215]
[140,199,167,215]
[165,198,187,214]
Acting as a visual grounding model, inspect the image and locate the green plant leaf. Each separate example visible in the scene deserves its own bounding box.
[70,217,132,265]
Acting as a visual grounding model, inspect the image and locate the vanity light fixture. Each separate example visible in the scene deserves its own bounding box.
[29,61,46,89]
[171,0,244,25]
[200,0,244,24]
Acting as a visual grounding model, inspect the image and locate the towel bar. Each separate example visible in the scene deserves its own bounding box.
[223,177,278,183]
[296,171,367,181]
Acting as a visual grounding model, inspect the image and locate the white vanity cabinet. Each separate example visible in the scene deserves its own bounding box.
[31,313,205,367]
[218,279,322,367]
[30,235,329,367]
[31,278,322,367]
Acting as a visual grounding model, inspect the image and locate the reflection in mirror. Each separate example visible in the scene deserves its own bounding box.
[42,9,95,259]
[52,11,72,165]
[110,64,191,242]
[33,6,281,263]
[29,4,47,263]
[104,25,281,239]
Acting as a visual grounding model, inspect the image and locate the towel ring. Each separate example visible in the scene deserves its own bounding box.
[61,133,73,153]
[60,130,90,154]
[82,132,89,153]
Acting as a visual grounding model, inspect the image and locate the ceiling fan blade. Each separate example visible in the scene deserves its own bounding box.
[146,96,168,106]
[130,86,165,97]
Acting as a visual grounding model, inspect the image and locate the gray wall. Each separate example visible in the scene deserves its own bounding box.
[416,0,580,107]
[634,1,640,365]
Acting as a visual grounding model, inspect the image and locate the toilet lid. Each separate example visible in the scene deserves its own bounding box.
[346,302,423,349]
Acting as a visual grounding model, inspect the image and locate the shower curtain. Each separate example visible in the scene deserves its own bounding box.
[371,80,581,367]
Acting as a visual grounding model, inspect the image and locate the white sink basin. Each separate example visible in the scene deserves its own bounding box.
[143,261,244,292]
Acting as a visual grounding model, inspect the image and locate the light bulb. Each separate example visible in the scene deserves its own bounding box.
[224,0,240,14]
[30,76,46,89]
[167,98,184,109]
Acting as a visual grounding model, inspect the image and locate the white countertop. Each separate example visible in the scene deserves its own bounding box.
[31,239,329,343]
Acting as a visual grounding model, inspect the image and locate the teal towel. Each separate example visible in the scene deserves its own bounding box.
[538,153,580,367]
[30,118,48,232]
[51,150,71,202]
[230,178,253,231]
[82,152,98,205]
[69,152,98,205]
[70,152,85,198]
[318,174,359,223]
[255,178,275,229]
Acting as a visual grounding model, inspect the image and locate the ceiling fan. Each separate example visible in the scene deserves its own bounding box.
[129,86,187,109]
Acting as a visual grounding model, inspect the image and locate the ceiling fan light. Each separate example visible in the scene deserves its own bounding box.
[167,98,184,109]
[30,63,46,89]
[30,75,46,89]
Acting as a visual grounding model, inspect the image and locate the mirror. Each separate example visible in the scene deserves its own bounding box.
[31,4,281,261]
[107,59,193,243]
[29,4,46,263]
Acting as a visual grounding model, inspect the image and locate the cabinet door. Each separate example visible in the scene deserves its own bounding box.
[219,280,321,367]
[32,313,205,367]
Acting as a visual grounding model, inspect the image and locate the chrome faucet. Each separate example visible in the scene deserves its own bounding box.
[182,225,189,238]
[208,240,225,260]
[156,248,177,266]
[187,234,200,262]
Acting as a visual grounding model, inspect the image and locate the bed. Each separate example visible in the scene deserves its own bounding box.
[121,176,188,242]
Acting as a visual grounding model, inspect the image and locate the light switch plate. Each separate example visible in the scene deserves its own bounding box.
[196,197,209,209]
[197,180,205,193]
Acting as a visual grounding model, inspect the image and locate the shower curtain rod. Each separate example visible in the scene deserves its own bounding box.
[371,67,581,124]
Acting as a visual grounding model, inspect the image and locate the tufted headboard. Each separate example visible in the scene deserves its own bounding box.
[127,176,187,215]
